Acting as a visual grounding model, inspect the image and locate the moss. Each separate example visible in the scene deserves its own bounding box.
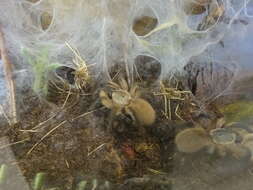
[220,101,253,123]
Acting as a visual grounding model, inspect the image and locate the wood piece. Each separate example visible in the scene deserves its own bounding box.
[0,26,17,124]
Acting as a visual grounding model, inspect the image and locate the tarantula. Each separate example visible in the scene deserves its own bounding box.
[99,78,156,127]
[175,125,251,159]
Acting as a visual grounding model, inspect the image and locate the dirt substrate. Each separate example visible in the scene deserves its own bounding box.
[1,74,253,190]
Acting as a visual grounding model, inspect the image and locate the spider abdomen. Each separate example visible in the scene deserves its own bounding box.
[128,98,156,126]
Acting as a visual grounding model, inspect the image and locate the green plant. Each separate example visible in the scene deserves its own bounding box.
[33,172,46,190]
[221,101,253,123]
[76,180,87,190]
[0,164,7,185]
[22,47,61,96]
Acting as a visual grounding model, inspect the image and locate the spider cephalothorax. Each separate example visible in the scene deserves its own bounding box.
[99,78,155,126]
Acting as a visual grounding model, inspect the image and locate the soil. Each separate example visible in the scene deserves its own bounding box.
[1,64,253,190]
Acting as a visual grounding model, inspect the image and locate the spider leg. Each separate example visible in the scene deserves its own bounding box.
[119,78,129,91]
[125,107,136,123]
[108,81,121,89]
[99,90,114,109]
[130,83,140,98]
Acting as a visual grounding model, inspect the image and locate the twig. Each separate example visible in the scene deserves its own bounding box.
[27,108,101,155]
[27,120,67,155]
[65,42,91,90]
[61,87,72,109]
[71,107,104,121]
[163,93,168,117]
[147,168,168,175]
[19,129,38,133]
[168,98,171,120]
[175,104,184,121]
[31,112,60,131]
[88,143,106,157]
[65,159,70,168]
[50,79,91,96]
[111,69,121,81]
[155,81,190,120]
[0,138,29,150]
[0,26,17,124]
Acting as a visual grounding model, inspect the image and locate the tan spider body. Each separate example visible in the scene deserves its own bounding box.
[66,42,90,90]
[100,79,155,126]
